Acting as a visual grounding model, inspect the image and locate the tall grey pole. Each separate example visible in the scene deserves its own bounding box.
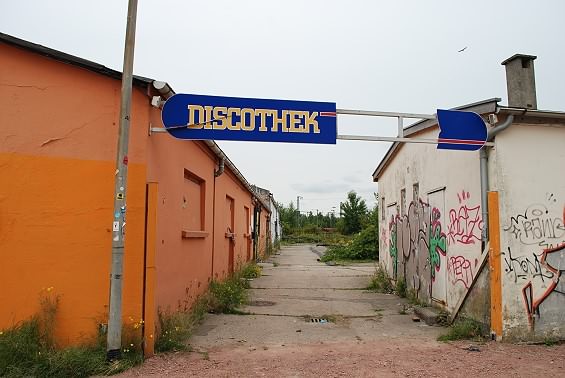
[296,196,301,228]
[107,0,138,361]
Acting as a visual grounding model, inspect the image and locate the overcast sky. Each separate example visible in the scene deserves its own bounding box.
[2,1,564,214]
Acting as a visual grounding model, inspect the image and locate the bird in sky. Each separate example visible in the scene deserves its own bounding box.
[458,46,468,53]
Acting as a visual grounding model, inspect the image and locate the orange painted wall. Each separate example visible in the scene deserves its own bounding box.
[0,39,266,351]
[0,42,149,344]
[212,169,254,279]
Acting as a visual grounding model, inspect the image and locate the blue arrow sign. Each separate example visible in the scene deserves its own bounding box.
[436,109,487,151]
[161,94,337,144]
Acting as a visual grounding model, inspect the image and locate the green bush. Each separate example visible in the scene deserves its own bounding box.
[367,265,394,293]
[320,224,378,262]
[438,318,485,341]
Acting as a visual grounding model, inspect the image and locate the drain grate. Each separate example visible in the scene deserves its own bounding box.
[309,318,329,323]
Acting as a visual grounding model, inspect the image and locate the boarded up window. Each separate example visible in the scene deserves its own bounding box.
[413,183,419,202]
[183,169,205,231]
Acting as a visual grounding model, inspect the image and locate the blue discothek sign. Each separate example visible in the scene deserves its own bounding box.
[436,109,488,151]
[161,94,337,144]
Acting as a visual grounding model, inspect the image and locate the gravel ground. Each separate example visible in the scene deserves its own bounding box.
[120,339,565,377]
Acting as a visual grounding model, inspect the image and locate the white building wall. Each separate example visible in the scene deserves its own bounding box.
[378,127,484,311]
[269,197,280,244]
[492,123,565,340]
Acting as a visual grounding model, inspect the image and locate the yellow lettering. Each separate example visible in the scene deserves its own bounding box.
[213,107,227,129]
[305,112,319,133]
[204,106,214,129]
[224,107,240,130]
[188,105,204,129]
[240,108,255,131]
[273,110,288,132]
[288,111,306,133]
[255,109,275,132]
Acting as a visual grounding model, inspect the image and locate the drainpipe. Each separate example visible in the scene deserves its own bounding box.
[214,158,225,177]
[211,158,225,279]
[480,114,514,244]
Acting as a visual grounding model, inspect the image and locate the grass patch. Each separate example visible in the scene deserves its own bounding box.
[272,261,280,267]
[395,277,407,298]
[367,264,394,294]
[0,292,141,377]
[438,317,485,342]
[240,263,262,279]
[543,336,559,346]
[155,296,207,353]
[156,267,252,352]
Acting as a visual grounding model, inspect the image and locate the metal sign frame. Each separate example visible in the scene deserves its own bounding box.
[151,106,494,147]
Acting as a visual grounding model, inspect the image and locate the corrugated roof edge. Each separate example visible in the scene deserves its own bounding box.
[372,98,500,181]
[0,32,154,86]
[1,31,271,211]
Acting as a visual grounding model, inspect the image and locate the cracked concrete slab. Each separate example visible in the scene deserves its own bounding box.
[188,244,443,351]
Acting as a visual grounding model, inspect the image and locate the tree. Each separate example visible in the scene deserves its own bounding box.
[339,191,368,235]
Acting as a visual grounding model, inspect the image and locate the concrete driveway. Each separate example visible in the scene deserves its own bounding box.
[122,245,565,377]
[188,244,441,350]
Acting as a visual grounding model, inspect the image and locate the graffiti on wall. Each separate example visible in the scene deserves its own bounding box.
[522,243,565,329]
[387,200,447,299]
[447,190,483,245]
[448,255,474,289]
[389,216,398,278]
[429,207,447,280]
[504,198,565,248]
[504,199,565,330]
[381,226,388,249]
[503,247,553,283]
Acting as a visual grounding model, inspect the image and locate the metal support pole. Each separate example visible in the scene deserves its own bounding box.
[397,116,404,138]
[107,0,138,361]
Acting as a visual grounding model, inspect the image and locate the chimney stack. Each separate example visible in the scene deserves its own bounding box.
[501,54,537,109]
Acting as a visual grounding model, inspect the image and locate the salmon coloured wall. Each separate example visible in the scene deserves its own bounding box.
[145,111,216,313]
[212,169,254,279]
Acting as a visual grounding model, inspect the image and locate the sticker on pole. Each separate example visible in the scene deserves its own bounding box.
[436,109,487,151]
[161,94,337,144]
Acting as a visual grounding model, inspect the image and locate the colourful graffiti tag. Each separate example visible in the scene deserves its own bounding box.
[389,216,398,278]
[522,242,565,329]
[448,191,483,245]
[429,207,447,280]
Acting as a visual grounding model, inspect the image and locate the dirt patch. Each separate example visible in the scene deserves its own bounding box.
[120,339,565,377]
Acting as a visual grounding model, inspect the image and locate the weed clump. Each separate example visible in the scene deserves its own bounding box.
[367,265,394,293]
[0,291,140,377]
[155,297,207,353]
[395,277,407,298]
[240,263,262,279]
[437,317,485,342]
[206,275,249,314]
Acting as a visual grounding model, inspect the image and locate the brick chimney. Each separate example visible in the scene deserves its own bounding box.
[501,54,537,109]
